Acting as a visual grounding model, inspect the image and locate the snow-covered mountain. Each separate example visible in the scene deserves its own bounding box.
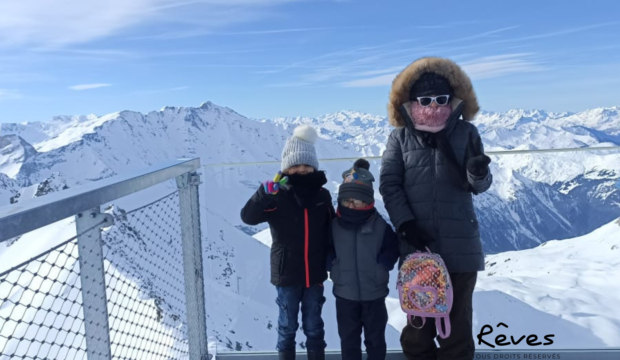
[0,114,99,148]
[0,101,619,354]
[262,107,620,253]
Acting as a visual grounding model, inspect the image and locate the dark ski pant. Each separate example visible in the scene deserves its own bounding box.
[275,284,327,352]
[336,295,388,360]
[401,272,477,360]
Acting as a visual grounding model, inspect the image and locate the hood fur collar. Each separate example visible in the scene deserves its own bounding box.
[388,57,479,127]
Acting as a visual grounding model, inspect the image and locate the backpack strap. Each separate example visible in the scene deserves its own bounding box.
[436,316,451,339]
[408,315,426,330]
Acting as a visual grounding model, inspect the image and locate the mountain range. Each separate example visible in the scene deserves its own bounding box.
[1,101,619,354]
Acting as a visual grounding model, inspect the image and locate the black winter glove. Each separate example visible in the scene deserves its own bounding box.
[398,220,434,251]
[466,132,491,177]
[467,155,491,177]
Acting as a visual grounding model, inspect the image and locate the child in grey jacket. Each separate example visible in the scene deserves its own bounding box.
[327,159,399,360]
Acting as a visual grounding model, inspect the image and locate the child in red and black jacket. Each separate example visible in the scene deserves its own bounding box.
[241,124,335,360]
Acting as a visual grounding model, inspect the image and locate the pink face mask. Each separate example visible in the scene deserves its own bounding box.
[409,101,452,133]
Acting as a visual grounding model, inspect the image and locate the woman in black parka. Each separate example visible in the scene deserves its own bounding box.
[379,57,493,360]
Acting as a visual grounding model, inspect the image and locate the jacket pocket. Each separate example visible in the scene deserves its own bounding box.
[329,260,341,284]
[467,207,479,231]
[279,249,286,274]
[461,203,479,230]
[375,264,390,285]
[271,247,285,279]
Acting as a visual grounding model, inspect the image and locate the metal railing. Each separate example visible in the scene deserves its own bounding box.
[0,158,208,360]
[202,145,620,167]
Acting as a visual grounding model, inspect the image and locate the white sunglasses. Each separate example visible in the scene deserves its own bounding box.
[416,95,450,107]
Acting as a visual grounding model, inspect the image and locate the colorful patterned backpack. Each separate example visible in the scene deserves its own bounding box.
[397,248,453,338]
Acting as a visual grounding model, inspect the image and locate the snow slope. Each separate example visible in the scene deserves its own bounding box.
[255,218,620,349]
[0,135,37,179]
[475,218,620,348]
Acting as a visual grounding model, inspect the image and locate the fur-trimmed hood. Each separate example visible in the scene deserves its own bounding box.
[388,57,479,127]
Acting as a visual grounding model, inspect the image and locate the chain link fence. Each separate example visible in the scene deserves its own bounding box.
[103,192,189,360]
[0,161,207,360]
[0,221,103,360]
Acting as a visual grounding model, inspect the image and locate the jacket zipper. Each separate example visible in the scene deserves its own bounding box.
[431,105,463,254]
[354,229,362,301]
[431,148,440,253]
[304,208,310,288]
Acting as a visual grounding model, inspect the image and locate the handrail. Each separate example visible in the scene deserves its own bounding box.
[202,145,620,167]
[0,158,200,243]
[215,349,620,359]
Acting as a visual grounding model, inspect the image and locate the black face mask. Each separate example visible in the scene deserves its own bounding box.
[286,171,327,190]
[286,171,327,205]
[337,205,376,226]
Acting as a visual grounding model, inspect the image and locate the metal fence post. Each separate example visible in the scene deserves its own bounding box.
[177,171,209,360]
[75,207,114,360]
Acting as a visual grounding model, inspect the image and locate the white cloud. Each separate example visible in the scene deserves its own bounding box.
[0,0,156,47]
[0,0,298,48]
[430,26,521,47]
[340,73,397,88]
[340,54,545,87]
[461,54,546,80]
[357,66,405,77]
[0,89,23,100]
[220,27,336,35]
[502,22,620,43]
[31,48,136,57]
[69,83,112,91]
[265,82,313,88]
[140,24,373,40]
[0,72,53,83]
[151,50,265,57]
[132,86,190,95]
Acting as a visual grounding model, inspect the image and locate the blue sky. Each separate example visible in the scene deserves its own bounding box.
[1,0,619,123]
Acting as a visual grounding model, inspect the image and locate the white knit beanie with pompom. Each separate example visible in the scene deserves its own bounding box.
[281,124,319,171]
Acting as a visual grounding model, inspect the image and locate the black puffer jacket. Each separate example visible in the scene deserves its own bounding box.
[241,185,335,287]
[380,57,493,273]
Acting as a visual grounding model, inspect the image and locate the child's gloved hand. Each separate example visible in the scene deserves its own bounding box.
[262,171,289,195]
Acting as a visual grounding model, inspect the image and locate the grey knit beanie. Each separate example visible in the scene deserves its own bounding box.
[338,159,375,205]
[281,124,320,172]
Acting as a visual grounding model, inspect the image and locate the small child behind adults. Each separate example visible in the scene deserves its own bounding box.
[327,159,399,360]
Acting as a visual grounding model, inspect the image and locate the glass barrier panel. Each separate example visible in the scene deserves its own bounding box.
[201,148,620,354]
